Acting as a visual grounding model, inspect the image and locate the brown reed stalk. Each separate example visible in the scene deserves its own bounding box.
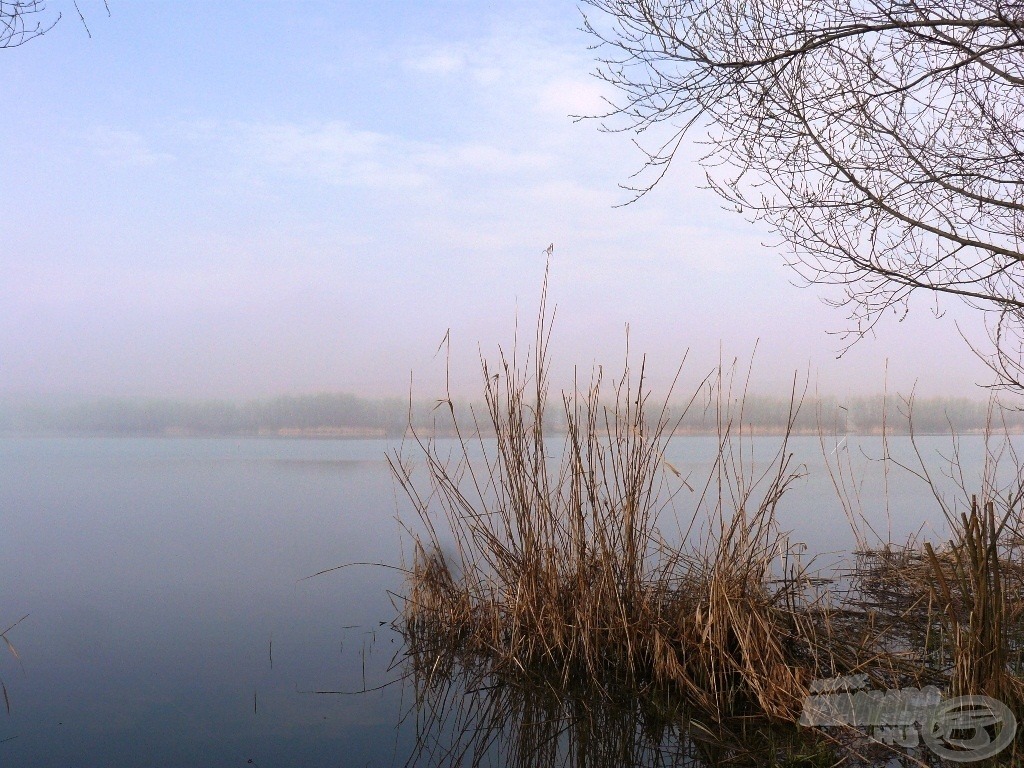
[389,268,827,728]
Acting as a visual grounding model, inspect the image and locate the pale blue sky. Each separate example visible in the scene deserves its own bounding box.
[0,0,992,400]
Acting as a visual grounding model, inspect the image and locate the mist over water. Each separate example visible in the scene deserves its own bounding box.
[1,391,1017,439]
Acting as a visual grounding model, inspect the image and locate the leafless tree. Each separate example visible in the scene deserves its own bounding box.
[583,1,1024,389]
[2,1,108,48]
[1,1,57,47]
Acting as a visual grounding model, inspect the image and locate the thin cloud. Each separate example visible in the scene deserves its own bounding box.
[192,120,557,190]
[406,50,465,75]
[88,127,175,167]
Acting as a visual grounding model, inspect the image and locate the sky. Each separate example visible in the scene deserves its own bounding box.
[0,0,997,402]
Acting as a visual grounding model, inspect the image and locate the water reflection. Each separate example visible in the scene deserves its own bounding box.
[396,641,857,768]
[395,644,969,768]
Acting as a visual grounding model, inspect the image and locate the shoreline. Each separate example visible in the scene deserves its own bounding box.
[4,426,1024,440]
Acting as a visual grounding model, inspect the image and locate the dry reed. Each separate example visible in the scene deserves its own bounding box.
[390,277,829,728]
[390,280,1024,764]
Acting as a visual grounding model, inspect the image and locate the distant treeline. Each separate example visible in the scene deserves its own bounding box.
[0,392,1021,438]
[0,394,432,438]
[666,394,1024,435]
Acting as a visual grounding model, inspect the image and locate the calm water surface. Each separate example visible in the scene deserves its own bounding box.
[0,435,997,766]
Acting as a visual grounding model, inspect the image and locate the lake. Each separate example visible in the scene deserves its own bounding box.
[0,434,999,766]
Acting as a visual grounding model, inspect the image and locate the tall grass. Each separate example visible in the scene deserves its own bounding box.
[0,614,26,715]
[390,279,1024,764]
[390,279,831,726]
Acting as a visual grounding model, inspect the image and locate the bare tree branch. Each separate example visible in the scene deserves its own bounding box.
[0,1,58,48]
[584,0,1024,389]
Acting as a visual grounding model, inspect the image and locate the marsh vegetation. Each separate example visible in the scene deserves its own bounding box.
[389,295,1024,766]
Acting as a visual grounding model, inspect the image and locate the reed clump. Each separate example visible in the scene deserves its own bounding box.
[390,287,1024,762]
[845,502,1024,704]
[390,288,830,726]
